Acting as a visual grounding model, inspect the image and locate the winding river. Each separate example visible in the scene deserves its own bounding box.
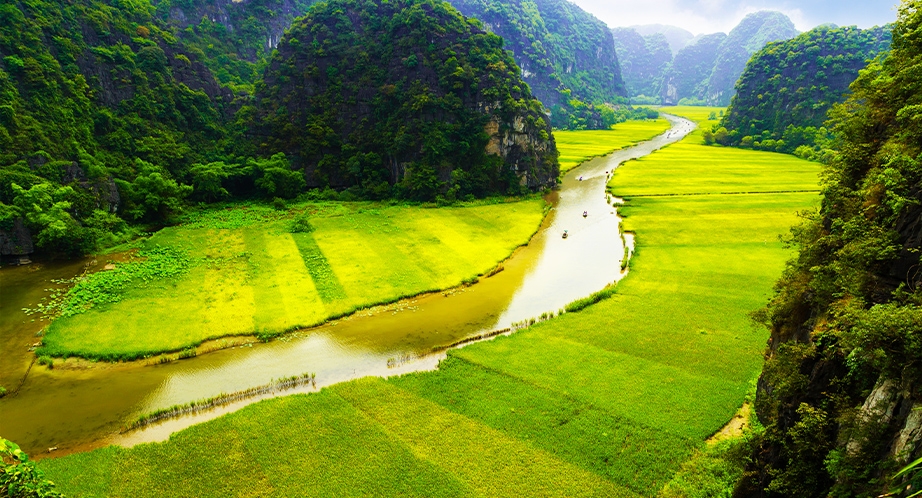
[0,114,695,458]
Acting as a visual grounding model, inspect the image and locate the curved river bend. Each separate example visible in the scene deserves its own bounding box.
[0,115,694,457]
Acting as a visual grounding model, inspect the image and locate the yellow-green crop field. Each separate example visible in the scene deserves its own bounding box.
[660,105,726,124]
[555,119,671,172]
[39,108,822,496]
[40,200,546,360]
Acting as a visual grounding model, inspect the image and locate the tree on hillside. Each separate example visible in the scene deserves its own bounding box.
[741,1,922,496]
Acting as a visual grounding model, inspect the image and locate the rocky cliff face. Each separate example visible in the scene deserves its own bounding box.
[253,0,558,200]
[706,11,799,105]
[611,27,672,97]
[0,219,33,257]
[660,32,726,104]
[483,113,558,189]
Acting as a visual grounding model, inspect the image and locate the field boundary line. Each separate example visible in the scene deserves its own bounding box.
[621,189,821,198]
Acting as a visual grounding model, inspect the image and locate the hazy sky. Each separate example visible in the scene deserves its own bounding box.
[569,0,901,34]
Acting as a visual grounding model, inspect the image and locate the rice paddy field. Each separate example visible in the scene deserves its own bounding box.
[39,199,546,359]
[38,108,823,496]
[555,119,671,172]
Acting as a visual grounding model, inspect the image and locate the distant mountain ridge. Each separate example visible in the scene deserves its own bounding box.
[660,32,727,104]
[611,12,800,105]
[629,24,694,55]
[157,0,627,111]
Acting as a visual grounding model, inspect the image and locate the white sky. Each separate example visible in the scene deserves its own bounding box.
[568,0,902,34]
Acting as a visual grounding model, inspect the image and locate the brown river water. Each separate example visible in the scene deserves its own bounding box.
[0,115,694,458]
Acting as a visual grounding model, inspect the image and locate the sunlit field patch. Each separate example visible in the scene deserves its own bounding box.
[555,119,671,172]
[40,199,546,360]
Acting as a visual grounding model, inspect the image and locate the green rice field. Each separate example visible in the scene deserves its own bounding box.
[555,119,671,172]
[38,108,822,496]
[39,200,546,359]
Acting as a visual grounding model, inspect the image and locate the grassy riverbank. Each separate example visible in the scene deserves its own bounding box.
[39,109,821,496]
[38,199,546,360]
[555,119,671,172]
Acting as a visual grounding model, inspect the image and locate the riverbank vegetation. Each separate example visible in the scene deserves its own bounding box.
[37,107,820,496]
[35,198,546,360]
[554,119,671,172]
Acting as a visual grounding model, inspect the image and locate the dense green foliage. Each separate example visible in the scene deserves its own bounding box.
[742,2,922,496]
[718,25,891,160]
[611,28,671,98]
[153,0,318,91]
[549,101,658,131]
[1,438,63,498]
[0,0,310,256]
[252,0,558,201]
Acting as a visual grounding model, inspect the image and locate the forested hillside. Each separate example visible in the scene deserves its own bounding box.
[153,0,318,90]
[611,27,672,98]
[738,1,921,496]
[0,0,559,258]
[716,25,891,160]
[0,0,238,256]
[251,0,558,200]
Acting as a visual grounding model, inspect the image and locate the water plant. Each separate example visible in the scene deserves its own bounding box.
[125,373,316,431]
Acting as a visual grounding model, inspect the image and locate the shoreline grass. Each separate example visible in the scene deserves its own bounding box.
[126,373,317,431]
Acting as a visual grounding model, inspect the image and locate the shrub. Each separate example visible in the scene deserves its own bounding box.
[289,213,314,233]
[0,438,63,497]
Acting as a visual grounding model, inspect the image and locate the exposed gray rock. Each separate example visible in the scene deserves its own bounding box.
[0,218,34,256]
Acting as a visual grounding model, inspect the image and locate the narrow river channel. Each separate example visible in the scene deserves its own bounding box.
[0,114,694,458]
